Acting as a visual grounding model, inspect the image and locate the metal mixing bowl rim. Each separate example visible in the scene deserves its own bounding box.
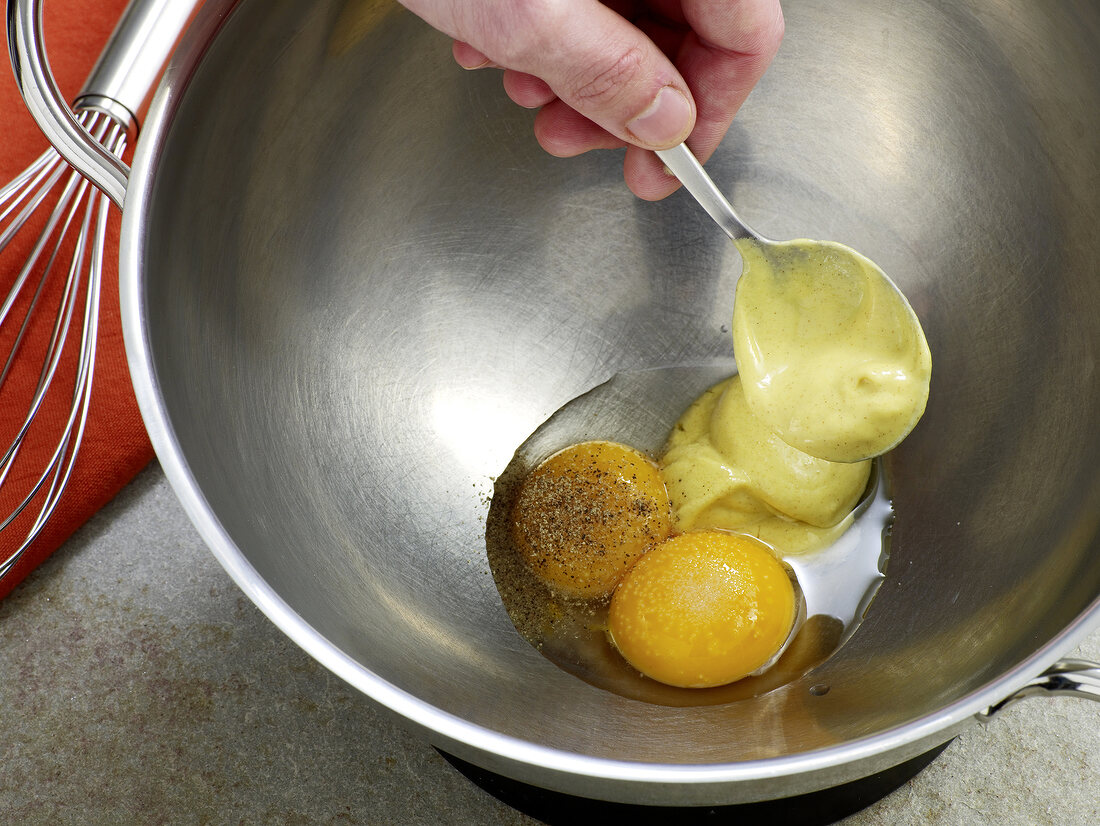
[117,0,1100,792]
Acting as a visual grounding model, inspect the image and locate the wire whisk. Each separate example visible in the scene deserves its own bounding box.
[2,0,203,582]
[0,108,127,576]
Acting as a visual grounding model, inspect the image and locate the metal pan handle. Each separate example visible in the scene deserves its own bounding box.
[980,659,1100,720]
[7,0,201,209]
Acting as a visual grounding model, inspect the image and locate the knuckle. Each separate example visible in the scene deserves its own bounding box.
[567,44,646,108]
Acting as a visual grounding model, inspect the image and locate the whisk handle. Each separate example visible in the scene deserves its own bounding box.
[6,0,201,209]
[76,0,202,133]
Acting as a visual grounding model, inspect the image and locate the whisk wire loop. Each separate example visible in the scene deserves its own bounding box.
[0,108,127,577]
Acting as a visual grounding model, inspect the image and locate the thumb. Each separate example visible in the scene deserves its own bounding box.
[405,0,696,149]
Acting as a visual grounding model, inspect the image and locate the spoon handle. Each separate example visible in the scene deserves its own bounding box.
[656,144,758,241]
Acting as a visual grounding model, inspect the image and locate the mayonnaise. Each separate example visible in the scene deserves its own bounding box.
[731,239,931,463]
[661,375,871,554]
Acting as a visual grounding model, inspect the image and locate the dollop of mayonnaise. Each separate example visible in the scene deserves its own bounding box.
[661,376,871,554]
[731,239,931,463]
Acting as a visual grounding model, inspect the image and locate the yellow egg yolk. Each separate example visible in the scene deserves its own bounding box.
[608,531,797,688]
[510,441,673,599]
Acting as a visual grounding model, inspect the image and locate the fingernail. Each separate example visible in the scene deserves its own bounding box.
[459,56,492,70]
[453,42,492,70]
[626,87,692,147]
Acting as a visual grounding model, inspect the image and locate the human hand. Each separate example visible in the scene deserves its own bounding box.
[397,1,784,200]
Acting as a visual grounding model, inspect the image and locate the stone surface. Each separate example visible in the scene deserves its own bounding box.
[1,464,1097,824]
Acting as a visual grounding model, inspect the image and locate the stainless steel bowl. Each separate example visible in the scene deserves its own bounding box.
[16,0,1100,805]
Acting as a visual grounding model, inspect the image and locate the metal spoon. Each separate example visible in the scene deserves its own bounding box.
[656,143,764,242]
[656,143,931,464]
[486,148,914,699]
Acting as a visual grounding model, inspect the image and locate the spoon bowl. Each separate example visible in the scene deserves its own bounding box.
[657,144,932,463]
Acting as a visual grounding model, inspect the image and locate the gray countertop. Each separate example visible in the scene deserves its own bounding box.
[2,463,1098,824]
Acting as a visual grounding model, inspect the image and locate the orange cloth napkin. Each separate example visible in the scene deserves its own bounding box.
[1,0,154,599]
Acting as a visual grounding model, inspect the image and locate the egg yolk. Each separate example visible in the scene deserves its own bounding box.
[510,442,673,598]
[608,531,797,688]
[510,440,672,599]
